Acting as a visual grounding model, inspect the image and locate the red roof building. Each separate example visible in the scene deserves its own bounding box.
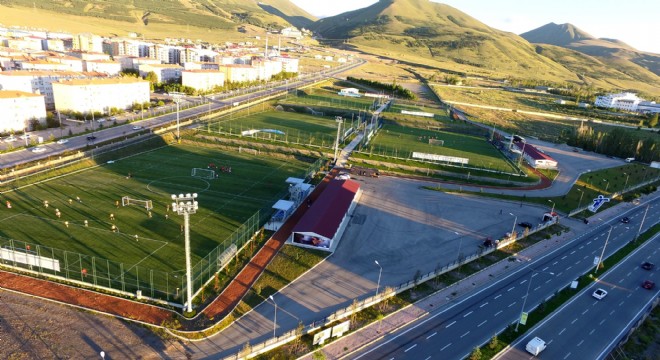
[513,142,558,169]
[290,179,361,252]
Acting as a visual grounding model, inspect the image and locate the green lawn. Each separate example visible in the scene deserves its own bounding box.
[355,123,516,173]
[0,144,313,300]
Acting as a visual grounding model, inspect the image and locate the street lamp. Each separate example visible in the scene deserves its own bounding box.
[594,225,613,274]
[509,213,517,238]
[171,193,199,313]
[548,199,555,214]
[623,173,630,192]
[577,188,585,210]
[170,92,185,141]
[516,269,555,332]
[602,179,609,193]
[269,295,277,338]
[374,260,382,297]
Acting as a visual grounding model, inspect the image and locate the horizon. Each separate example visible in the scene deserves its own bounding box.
[291,0,660,54]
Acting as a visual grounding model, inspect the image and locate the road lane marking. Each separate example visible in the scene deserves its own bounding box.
[570,250,576,255]
[494,310,503,317]
[587,241,592,245]
[404,344,417,353]
[553,261,559,266]
[571,318,578,324]
[480,302,489,308]
[534,286,541,291]
[426,332,437,340]
[578,340,584,347]
[425,357,431,360]
[559,328,566,335]
[626,271,632,277]
[478,320,487,327]
[600,319,606,325]
[610,310,616,315]
[464,311,473,318]
[627,293,632,298]
[546,279,552,284]
[494,294,502,300]
[619,301,625,306]
[440,343,452,351]
[542,267,549,271]
[446,321,456,328]
[460,331,470,338]
[575,260,581,265]
[561,255,568,260]
[582,309,589,315]
[564,352,572,359]
[557,272,563,276]
[589,329,595,335]
[508,302,516,308]
[579,245,584,250]
[618,279,624,284]
[566,265,572,270]
[507,286,515,292]
[583,255,589,260]
[520,279,528,285]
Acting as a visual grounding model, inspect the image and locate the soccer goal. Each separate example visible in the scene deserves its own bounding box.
[238,147,259,155]
[191,168,216,179]
[429,139,444,146]
[121,196,153,210]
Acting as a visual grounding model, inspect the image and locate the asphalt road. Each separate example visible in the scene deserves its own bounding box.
[0,59,366,169]
[349,196,659,360]
[497,232,660,360]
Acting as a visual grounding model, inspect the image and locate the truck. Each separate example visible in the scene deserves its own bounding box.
[525,336,547,356]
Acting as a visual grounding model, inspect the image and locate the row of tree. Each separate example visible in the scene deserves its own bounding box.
[346,76,416,100]
[566,124,660,162]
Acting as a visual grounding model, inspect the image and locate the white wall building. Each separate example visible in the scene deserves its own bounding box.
[272,56,299,73]
[0,90,47,133]
[182,70,225,91]
[0,70,90,109]
[637,101,660,114]
[218,64,259,83]
[138,63,183,83]
[594,92,644,112]
[52,77,149,114]
[85,60,121,75]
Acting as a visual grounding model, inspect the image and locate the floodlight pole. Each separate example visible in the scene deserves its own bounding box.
[516,269,554,332]
[170,92,185,141]
[509,213,517,238]
[269,295,277,338]
[635,205,649,241]
[577,189,584,210]
[333,117,343,165]
[374,260,382,297]
[595,225,613,274]
[172,193,199,313]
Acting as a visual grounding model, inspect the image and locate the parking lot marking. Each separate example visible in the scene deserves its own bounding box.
[404,344,417,353]
[440,343,452,351]
[464,311,473,318]
[446,321,456,328]
[619,301,625,307]
[478,320,487,327]
[426,332,437,340]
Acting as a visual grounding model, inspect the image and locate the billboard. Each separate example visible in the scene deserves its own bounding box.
[313,328,332,345]
[293,233,331,249]
[1,248,61,272]
[412,152,469,165]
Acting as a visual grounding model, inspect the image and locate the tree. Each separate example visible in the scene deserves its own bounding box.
[649,113,659,128]
[469,347,482,360]
[144,71,158,91]
[489,335,499,350]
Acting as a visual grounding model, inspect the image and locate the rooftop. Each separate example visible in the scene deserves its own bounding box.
[55,77,148,86]
[0,90,43,99]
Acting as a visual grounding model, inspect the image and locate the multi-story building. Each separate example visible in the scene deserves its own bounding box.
[6,37,44,51]
[85,60,121,75]
[41,53,84,72]
[138,63,183,83]
[149,44,181,64]
[43,38,65,52]
[218,64,259,83]
[271,56,299,73]
[72,33,103,53]
[52,77,149,114]
[637,101,660,114]
[17,59,71,71]
[0,70,93,109]
[594,92,644,112]
[182,70,225,91]
[183,62,219,71]
[0,90,47,133]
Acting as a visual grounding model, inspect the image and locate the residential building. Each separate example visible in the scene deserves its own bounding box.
[43,38,65,52]
[0,90,47,133]
[182,70,225,91]
[6,37,44,51]
[85,60,121,75]
[17,60,70,71]
[280,27,302,39]
[138,63,183,83]
[272,56,299,73]
[637,101,660,114]
[183,62,219,70]
[72,33,103,53]
[52,77,149,114]
[594,92,644,112]
[218,64,259,83]
[0,70,97,109]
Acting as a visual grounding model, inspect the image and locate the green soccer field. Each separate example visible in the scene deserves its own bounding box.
[206,110,350,148]
[360,123,516,172]
[0,144,314,299]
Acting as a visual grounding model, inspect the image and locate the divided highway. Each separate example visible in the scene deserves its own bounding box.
[352,197,660,360]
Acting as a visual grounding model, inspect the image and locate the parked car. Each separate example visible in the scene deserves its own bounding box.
[19,134,30,140]
[4,135,17,142]
[642,280,655,290]
[518,222,533,229]
[336,173,350,180]
[31,147,46,153]
[620,217,630,224]
[56,139,69,144]
[592,288,608,300]
[641,262,655,270]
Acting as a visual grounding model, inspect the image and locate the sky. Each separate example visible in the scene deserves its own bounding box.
[290,0,660,54]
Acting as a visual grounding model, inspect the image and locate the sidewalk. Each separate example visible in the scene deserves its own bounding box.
[302,193,655,360]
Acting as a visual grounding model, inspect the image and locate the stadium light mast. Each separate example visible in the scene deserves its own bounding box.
[171,193,199,313]
[170,92,185,141]
[333,116,343,165]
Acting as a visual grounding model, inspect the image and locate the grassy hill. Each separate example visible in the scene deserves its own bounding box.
[521,22,660,92]
[0,0,315,39]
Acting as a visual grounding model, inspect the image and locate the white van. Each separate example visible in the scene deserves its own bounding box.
[526,337,547,356]
[625,157,635,163]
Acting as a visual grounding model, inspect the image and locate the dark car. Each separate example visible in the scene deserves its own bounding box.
[641,262,655,270]
[621,217,630,224]
[518,222,533,229]
[86,135,97,141]
[642,280,655,290]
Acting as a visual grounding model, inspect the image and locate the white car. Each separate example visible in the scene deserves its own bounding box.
[592,288,608,300]
[56,139,69,144]
[31,147,46,153]
[19,134,31,140]
[4,136,17,142]
[132,125,143,130]
[336,173,351,180]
